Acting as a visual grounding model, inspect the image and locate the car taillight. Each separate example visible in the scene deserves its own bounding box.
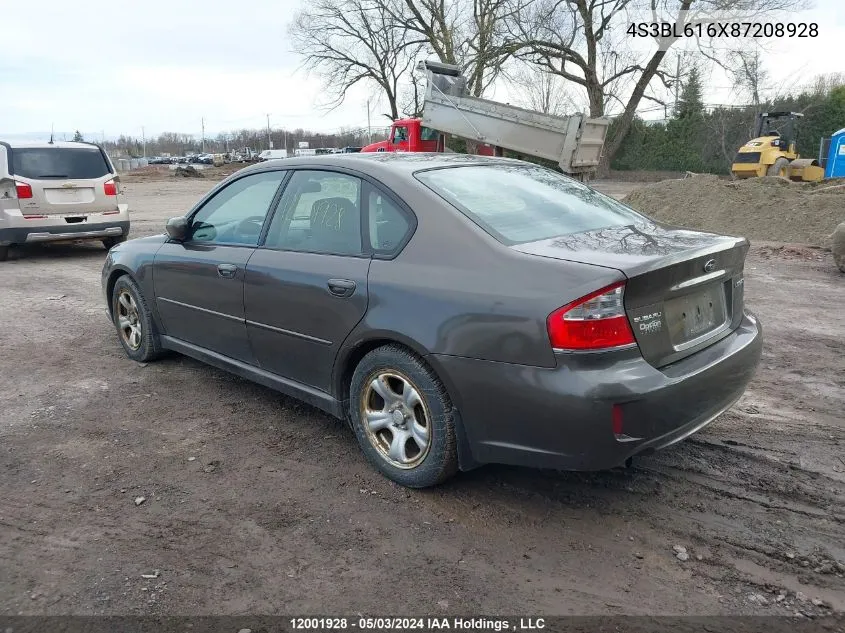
[104,180,117,196]
[547,282,636,351]
[15,181,33,199]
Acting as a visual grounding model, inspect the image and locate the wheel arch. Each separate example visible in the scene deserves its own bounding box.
[333,332,479,471]
[105,266,134,318]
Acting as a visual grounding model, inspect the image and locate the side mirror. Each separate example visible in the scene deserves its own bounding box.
[166,216,189,241]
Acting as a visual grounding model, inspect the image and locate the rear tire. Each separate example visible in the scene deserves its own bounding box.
[103,235,128,250]
[111,275,163,362]
[349,345,458,488]
[0,245,8,262]
[767,157,790,178]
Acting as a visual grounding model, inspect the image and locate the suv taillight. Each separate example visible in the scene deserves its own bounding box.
[15,181,33,199]
[547,282,636,351]
[104,179,117,196]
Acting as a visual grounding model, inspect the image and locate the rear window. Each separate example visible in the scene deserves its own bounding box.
[11,147,111,180]
[415,164,646,245]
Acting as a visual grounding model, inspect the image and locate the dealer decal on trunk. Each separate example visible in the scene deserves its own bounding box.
[634,312,663,334]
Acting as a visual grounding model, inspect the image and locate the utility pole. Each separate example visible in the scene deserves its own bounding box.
[367,100,372,143]
[141,126,146,158]
[201,117,206,153]
[674,53,682,115]
[266,114,273,149]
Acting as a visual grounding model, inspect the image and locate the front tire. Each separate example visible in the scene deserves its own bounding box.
[349,345,458,488]
[111,275,163,362]
[0,245,8,261]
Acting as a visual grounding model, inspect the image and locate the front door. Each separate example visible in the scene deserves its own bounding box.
[153,170,286,363]
[389,125,410,152]
[244,169,371,391]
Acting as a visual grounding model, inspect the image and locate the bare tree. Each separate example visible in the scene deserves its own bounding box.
[508,0,806,167]
[729,49,767,109]
[289,0,424,120]
[507,65,577,115]
[387,0,523,97]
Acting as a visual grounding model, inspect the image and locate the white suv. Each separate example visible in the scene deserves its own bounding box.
[0,140,130,261]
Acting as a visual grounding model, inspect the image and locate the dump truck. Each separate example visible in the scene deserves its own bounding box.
[731,112,825,182]
[361,60,610,179]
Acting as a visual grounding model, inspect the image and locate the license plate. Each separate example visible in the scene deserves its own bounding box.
[665,284,727,346]
[54,189,84,202]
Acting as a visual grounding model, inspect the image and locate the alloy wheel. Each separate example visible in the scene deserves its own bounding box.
[116,290,142,351]
[360,370,432,469]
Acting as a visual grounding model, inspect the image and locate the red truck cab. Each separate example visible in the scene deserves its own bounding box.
[361,118,495,155]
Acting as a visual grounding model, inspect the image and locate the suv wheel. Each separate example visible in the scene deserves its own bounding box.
[0,245,8,262]
[111,276,162,362]
[349,345,458,488]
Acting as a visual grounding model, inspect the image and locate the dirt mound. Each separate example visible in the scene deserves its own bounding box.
[623,174,845,246]
[173,165,205,178]
[120,166,171,182]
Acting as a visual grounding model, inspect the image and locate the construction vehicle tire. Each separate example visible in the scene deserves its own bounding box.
[767,157,790,178]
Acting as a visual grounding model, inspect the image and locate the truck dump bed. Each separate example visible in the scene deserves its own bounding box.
[419,61,609,177]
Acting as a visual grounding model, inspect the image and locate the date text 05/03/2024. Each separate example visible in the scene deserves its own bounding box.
[627,21,818,38]
[289,617,547,630]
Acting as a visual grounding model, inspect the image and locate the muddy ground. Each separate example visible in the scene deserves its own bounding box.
[0,177,843,617]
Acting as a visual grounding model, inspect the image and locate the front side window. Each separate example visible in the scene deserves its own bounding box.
[189,171,285,246]
[415,164,646,245]
[264,170,363,256]
[392,127,409,143]
[12,147,111,180]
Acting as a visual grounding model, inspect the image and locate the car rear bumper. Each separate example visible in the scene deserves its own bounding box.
[432,311,763,471]
[0,220,129,245]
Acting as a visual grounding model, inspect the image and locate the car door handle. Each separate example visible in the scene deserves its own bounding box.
[327,278,356,297]
[217,263,238,279]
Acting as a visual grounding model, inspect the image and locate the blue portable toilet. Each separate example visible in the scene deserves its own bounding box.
[824,128,845,178]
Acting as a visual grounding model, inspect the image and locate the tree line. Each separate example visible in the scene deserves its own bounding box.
[612,70,845,174]
[288,0,803,168]
[102,127,390,158]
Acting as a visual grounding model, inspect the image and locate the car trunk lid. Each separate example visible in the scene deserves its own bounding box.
[513,222,749,368]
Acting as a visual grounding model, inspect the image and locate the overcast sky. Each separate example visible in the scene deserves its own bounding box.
[2,0,842,142]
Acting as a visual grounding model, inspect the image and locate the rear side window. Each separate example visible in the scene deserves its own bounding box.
[415,164,646,245]
[11,147,111,180]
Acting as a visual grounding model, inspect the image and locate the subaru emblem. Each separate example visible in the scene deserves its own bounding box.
[703,259,716,273]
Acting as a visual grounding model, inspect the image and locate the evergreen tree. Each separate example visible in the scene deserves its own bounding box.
[676,66,705,119]
[72,130,84,142]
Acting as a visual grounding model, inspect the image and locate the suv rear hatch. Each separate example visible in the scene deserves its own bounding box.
[10,146,118,217]
[513,222,748,368]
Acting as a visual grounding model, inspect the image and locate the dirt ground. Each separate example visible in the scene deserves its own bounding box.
[0,176,843,617]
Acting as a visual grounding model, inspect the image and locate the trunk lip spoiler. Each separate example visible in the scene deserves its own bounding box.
[512,232,749,279]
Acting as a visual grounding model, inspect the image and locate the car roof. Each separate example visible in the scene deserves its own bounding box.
[236,152,525,178]
[2,140,103,150]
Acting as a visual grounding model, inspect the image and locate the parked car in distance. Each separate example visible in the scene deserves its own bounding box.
[102,153,762,488]
[1,140,129,261]
[258,149,289,161]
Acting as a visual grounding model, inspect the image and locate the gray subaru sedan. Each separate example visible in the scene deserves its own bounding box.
[102,153,762,488]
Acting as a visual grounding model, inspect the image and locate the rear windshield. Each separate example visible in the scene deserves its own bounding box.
[11,147,111,180]
[415,164,646,245]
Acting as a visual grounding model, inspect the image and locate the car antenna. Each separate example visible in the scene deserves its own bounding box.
[49,123,54,144]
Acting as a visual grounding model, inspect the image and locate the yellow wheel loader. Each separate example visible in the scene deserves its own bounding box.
[731,111,825,182]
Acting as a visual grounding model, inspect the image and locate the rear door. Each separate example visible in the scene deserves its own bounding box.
[10,146,118,216]
[244,169,372,392]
